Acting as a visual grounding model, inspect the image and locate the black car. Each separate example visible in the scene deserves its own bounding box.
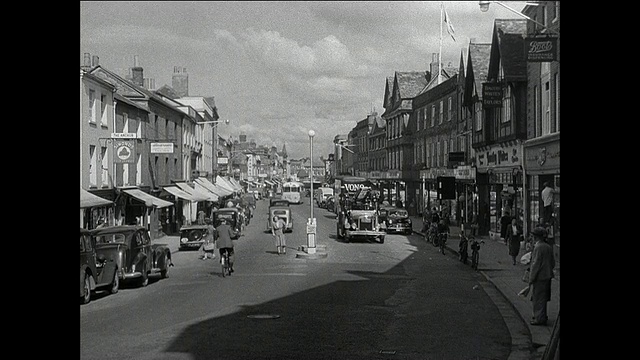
[178,225,211,251]
[91,226,172,287]
[80,228,119,304]
[381,207,412,235]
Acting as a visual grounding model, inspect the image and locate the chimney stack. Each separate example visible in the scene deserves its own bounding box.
[131,55,144,87]
[430,53,440,80]
[172,66,189,97]
[82,53,92,70]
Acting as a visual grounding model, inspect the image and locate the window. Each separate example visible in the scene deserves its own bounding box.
[155,115,159,138]
[436,141,440,167]
[448,97,453,121]
[431,106,435,127]
[541,5,547,28]
[89,90,96,123]
[89,145,97,187]
[542,63,551,135]
[101,146,108,187]
[450,139,454,154]
[165,119,169,140]
[136,118,142,138]
[100,94,108,127]
[443,140,448,165]
[534,85,540,137]
[552,2,559,22]
[123,162,129,187]
[123,113,129,133]
[439,101,443,124]
[475,104,483,131]
[417,110,421,131]
[502,85,512,123]
[554,72,559,133]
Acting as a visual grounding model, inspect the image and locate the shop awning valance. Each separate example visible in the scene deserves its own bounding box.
[194,182,219,201]
[162,185,196,201]
[122,188,173,208]
[216,175,237,193]
[80,188,113,209]
[264,180,275,186]
[195,177,233,197]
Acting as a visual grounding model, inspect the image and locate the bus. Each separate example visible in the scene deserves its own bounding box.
[281,181,304,204]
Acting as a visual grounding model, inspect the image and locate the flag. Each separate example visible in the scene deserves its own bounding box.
[443,5,456,42]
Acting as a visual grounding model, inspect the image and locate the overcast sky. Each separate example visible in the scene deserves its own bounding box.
[80,1,526,159]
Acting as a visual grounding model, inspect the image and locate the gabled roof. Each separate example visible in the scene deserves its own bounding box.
[489,19,528,82]
[395,71,429,99]
[421,66,458,94]
[465,42,491,105]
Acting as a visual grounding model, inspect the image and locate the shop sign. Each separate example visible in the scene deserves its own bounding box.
[476,143,522,171]
[113,140,135,164]
[525,35,558,62]
[218,157,229,164]
[525,140,560,172]
[421,168,455,179]
[369,171,382,179]
[150,142,174,154]
[387,170,401,179]
[482,83,503,107]
[111,132,137,139]
[454,166,476,180]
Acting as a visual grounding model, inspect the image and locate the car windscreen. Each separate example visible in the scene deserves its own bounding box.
[273,210,288,216]
[95,233,126,245]
[214,213,235,221]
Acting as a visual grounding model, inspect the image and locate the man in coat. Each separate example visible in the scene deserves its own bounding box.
[215,218,236,272]
[528,226,555,325]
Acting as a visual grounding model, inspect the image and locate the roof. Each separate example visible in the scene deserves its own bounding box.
[490,19,528,81]
[468,42,492,100]
[395,71,429,99]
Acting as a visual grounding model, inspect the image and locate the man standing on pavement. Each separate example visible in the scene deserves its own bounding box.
[528,226,555,326]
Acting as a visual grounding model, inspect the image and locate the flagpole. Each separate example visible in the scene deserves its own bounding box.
[439,2,443,85]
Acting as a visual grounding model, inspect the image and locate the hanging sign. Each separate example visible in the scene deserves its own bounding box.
[525,35,558,62]
[482,83,503,107]
[113,140,135,164]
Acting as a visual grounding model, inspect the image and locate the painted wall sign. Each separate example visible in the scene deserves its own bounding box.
[476,143,522,171]
[113,140,135,164]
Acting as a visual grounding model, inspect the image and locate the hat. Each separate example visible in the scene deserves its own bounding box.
[531,227,547,238]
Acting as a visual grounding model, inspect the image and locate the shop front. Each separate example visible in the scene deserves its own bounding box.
[419,168,456,222]
[454,165,477,227]
[475,142,524,239]
[116,186,173,240]
[81,188,115,229]
[524,133,560,266]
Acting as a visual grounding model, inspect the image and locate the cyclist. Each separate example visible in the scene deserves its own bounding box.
[436,218,450,247]
[215,218,237,273]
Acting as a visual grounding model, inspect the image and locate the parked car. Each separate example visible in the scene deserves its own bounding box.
[315,187,334,208]
[91,225,172,288]
[212,208,242,239]
[80,228,119,304]
[381,207,412,235]
[325,195,336,213]
[178,224,211,251]
[267,203,293,233]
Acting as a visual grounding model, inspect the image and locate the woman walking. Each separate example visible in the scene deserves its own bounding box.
[505,218,523,265]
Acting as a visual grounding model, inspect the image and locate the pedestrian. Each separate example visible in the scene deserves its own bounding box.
[271,215,286,255]
[505,218,523,265]
[500,208,511,242]
[197,210,206,225]
[215,218,236,273]
[200,218,216,260]
[540,181,555,224]
[528,226,555,326]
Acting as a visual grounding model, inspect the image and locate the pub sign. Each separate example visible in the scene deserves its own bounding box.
[482,83,503,108]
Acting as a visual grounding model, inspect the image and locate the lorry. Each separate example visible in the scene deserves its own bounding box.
[335,179,385,243]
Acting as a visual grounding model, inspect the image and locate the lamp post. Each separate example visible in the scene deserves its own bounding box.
[306,130,316,254]
[478,1,557,34]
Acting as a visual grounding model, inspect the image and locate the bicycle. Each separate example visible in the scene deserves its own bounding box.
[438,232,448,255]
[220,249,232,277]
[469,237,485,270]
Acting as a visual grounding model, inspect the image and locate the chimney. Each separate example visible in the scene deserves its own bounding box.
[430,53,440,79]
[82,53,92,70]
[131,55,144,87]
[92,55,99,67]
[144,78,156,90]
[172,66,189,97]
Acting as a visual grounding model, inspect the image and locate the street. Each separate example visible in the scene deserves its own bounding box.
[81,198,514,360]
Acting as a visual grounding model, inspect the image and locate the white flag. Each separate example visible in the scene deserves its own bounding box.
[443,5,456,42]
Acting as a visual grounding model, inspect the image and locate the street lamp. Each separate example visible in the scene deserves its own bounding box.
[478,1,557,34]
[306,129,316,254]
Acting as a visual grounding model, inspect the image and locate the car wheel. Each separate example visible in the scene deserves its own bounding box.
[81,273,91,304]
[109,269,120,294]
[161,257,169,279]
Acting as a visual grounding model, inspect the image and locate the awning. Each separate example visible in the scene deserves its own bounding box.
[80,188,113,209]
[230,178,244,191]
[216,175,237,193]
[195,177,233,197]
[194,182,219,201]
[264,180,275,186]
[122,188,173,208]
[175,182,212,202]
[162,185,196,201]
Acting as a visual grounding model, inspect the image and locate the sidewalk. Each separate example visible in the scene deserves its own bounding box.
[409,216,559,359]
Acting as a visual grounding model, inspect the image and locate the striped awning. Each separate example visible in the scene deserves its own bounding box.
[80,188,113,209]
[175,182,213,202]
[162,185,196,201]
[195,177,233,197]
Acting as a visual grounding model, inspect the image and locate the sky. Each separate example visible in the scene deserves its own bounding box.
[80,1,527,159]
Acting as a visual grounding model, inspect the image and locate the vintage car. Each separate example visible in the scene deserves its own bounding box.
[325,195,336,213]
[269,198,290,208]
[380,207,413,235]
[91,226,172,287]
[80,228,119,304]
[266,204,293,233]
[212,208,242,239]
[178,224,212,251]
[337,187,385,243]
